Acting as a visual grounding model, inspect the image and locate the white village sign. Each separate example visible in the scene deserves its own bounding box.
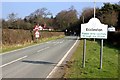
[81,17,108,69]
[81,18,108,39]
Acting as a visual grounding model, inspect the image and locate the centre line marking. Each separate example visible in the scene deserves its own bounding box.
[37,47,50,52]
[0,56,27,68]
[60,40,64,43]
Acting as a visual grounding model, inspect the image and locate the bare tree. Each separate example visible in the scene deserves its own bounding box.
[118,1,120,5]
[55,6,78,30]
[7,13,17,21]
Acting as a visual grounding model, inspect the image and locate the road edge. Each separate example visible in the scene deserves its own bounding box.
[45,37,80,79]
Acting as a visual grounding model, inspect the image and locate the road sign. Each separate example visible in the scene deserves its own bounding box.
[108,26,115,32]
[81,18,108,39]
[81,18,108,69]
[35,31,40,38]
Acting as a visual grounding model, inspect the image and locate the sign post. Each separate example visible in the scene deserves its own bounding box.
[100,39,103,69]
[82,39,86,68]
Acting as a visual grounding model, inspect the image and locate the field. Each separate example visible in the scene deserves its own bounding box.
[64,39,119,78]
[2,35,64,53]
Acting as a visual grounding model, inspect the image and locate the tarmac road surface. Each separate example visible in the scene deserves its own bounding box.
[1,36,79,78]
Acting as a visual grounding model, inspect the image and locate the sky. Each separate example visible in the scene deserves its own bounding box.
[1,1,119,20]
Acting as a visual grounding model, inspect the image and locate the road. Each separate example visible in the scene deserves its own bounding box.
[1,36,79,78]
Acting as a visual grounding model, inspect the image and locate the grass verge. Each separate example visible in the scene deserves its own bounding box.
[64,39,119,78]
[2,35,64,53]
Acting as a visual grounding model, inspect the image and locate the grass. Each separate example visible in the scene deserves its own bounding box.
[64,39,119,78]
[2,35,64,53]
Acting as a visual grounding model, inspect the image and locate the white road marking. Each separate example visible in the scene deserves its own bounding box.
[54,43,59,46]
[46,37,79,79]
[37,47,50,52]
[60,40,64,43]
[0,56,27,68]
[47,40,64,44]
[53,42,58,43]
[54,40,64,45]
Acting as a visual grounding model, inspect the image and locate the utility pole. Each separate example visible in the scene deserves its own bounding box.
[94,0,104,69]
[94,0,96,18]
[94,0,96,42]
